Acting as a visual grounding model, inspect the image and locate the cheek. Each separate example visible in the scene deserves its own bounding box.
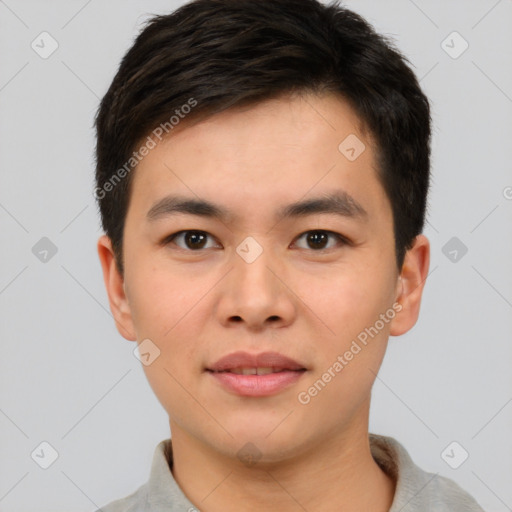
[127,266,211,389]
[131,270,203,416]
[126,261,203,338]
[296,272,393,418]
[298,266,390,342]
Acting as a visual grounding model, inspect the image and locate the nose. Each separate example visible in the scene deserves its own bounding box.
[214,246,297,332]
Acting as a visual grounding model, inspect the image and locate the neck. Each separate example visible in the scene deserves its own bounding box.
[169,415,395,512]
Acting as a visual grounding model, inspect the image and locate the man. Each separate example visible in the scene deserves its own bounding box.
[94,0,485,510]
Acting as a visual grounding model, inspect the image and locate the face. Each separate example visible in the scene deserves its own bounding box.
[98,92,429,464]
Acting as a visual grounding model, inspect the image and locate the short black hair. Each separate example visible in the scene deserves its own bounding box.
[94,0,431,276]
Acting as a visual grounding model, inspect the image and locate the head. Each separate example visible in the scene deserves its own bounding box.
[96,0,431,463]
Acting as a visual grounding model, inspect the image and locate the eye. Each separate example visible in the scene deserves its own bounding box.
[293,230,348,251]
[162,229,348,252]
[163,230,220,250]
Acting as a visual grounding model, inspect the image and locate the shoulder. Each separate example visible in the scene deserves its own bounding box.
[423,473,486,511]
[94,483,148,512]
[94,438,196,512]
[369,434,486,512]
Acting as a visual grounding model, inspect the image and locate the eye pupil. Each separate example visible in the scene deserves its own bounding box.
[307,232,328,249]
[185,231,207,249]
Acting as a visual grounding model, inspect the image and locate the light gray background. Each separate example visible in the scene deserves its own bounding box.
[1,0,511,510]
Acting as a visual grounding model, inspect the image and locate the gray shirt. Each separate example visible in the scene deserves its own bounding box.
[96,433,485,511]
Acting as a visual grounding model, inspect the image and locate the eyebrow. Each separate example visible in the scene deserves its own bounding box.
[146,190,368,223]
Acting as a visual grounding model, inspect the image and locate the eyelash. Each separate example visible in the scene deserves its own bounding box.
[162,230,350,252]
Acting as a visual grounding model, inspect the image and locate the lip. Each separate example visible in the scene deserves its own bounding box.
[207,351,306,372]
[206,351,307,397]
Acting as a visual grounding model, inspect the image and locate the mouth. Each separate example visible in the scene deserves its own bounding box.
[209,367,306,375]
[206,351,307,397]
[206,350,307,373]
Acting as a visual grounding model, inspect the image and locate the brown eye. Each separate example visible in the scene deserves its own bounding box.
[294,230,347,251]
[165,230,219,250]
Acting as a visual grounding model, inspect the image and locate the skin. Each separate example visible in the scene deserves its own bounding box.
[98,91,430,512]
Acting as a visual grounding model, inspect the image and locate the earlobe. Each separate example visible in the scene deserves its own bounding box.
[389,234,430,337]
[97,235,137,341]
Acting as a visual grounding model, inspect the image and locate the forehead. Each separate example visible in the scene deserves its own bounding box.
[127,92,389,224]
[161,92,370,162]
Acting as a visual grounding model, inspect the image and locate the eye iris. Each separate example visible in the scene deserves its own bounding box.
[185,231,207,249]
[308,232,328,249]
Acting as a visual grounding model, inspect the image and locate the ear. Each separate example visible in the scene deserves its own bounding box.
[389,234,430,336]
[97,235,137,341]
